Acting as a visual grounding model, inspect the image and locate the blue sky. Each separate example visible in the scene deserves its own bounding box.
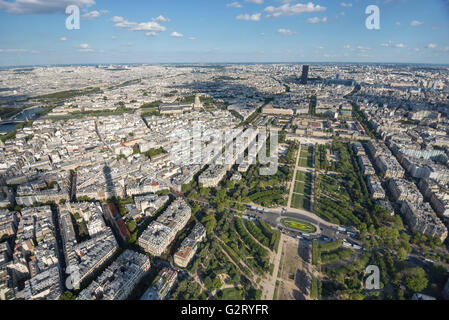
[0,0,448,66]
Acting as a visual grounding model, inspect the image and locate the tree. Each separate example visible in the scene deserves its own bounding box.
[376,226,399,241]
[397,248,407,261]
[190,202,199,215]
[59,291,76,300]
[202,213,217,233]
[182,184,190,193]
[212,276,223,290]
[403,267,428,293]
[126,220,137,233]
[200,188,210,197]
[126,232,138,244]
[204,277,213,291]
[217,202,225,213]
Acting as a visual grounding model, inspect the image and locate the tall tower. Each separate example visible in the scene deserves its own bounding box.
[300,65,309,85]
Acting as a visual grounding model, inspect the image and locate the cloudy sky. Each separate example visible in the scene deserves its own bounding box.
[0,0,448,66]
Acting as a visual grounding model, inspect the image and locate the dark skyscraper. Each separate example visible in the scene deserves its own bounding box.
[300,65,309,84]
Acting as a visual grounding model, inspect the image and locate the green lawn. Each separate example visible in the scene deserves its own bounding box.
[295,171,307,181]
[299,156,313,168]
[293,181,311,195]
[300,145,314,157]
[291,193,311,211]
[294,171,312,198]
[291,193,302,209]
[280,218,317,234]
[216,288,244,300]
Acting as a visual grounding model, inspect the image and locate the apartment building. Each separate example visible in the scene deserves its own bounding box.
[366,175,385,200]
[173,222,206,268]
[199,165,227,188]
[77,249,150,300]
[139,198,191,256]
[401,201,447,242]
[140,267,178,300]
[375,156,404,179]
[388,179,423,203]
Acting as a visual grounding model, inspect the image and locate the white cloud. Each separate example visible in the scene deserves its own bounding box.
[356,45,371,52]
[145,32,158,37]
[170,31,183,37]
[111,16,123,23]
[227,2,242,8]
[264,2,326,18]
[245,0,263,4]
[236,13,261,21]
[0,48,27,53]
[426,43,437,49]
[306,16,327,24]
[0,0,95,14]
[380,41,405,48]
[82,10,101,20]
[188,37,196,40]
[112,16,167,32]
[340,2,352,7]
[60,37,67,41]
[153,15,170,22]
[77,43,94,52]
[277,28,295,35]
[410,20,423,27]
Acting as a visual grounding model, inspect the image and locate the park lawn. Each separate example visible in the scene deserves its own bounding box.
[294,181,305,194]
[301,195,311,211]
[291,193,311,211]
[296,171,313,184]
[291,193,302,209]
[299,156,313,168]
[300,145,314,157]
[291,193,311,210]
[280,218,317,234]
[296,171,307,181]
[217,288,244,300]
[293,181,312,195]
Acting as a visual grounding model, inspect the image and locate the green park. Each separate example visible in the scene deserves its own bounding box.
[280,218,317,234]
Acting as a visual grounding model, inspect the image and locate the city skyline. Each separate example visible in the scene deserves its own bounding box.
[0,0,449,66]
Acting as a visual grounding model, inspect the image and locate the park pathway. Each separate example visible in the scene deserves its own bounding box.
[287,144,302,208]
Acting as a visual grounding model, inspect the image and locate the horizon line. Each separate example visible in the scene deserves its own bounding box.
[1,61,449,69]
